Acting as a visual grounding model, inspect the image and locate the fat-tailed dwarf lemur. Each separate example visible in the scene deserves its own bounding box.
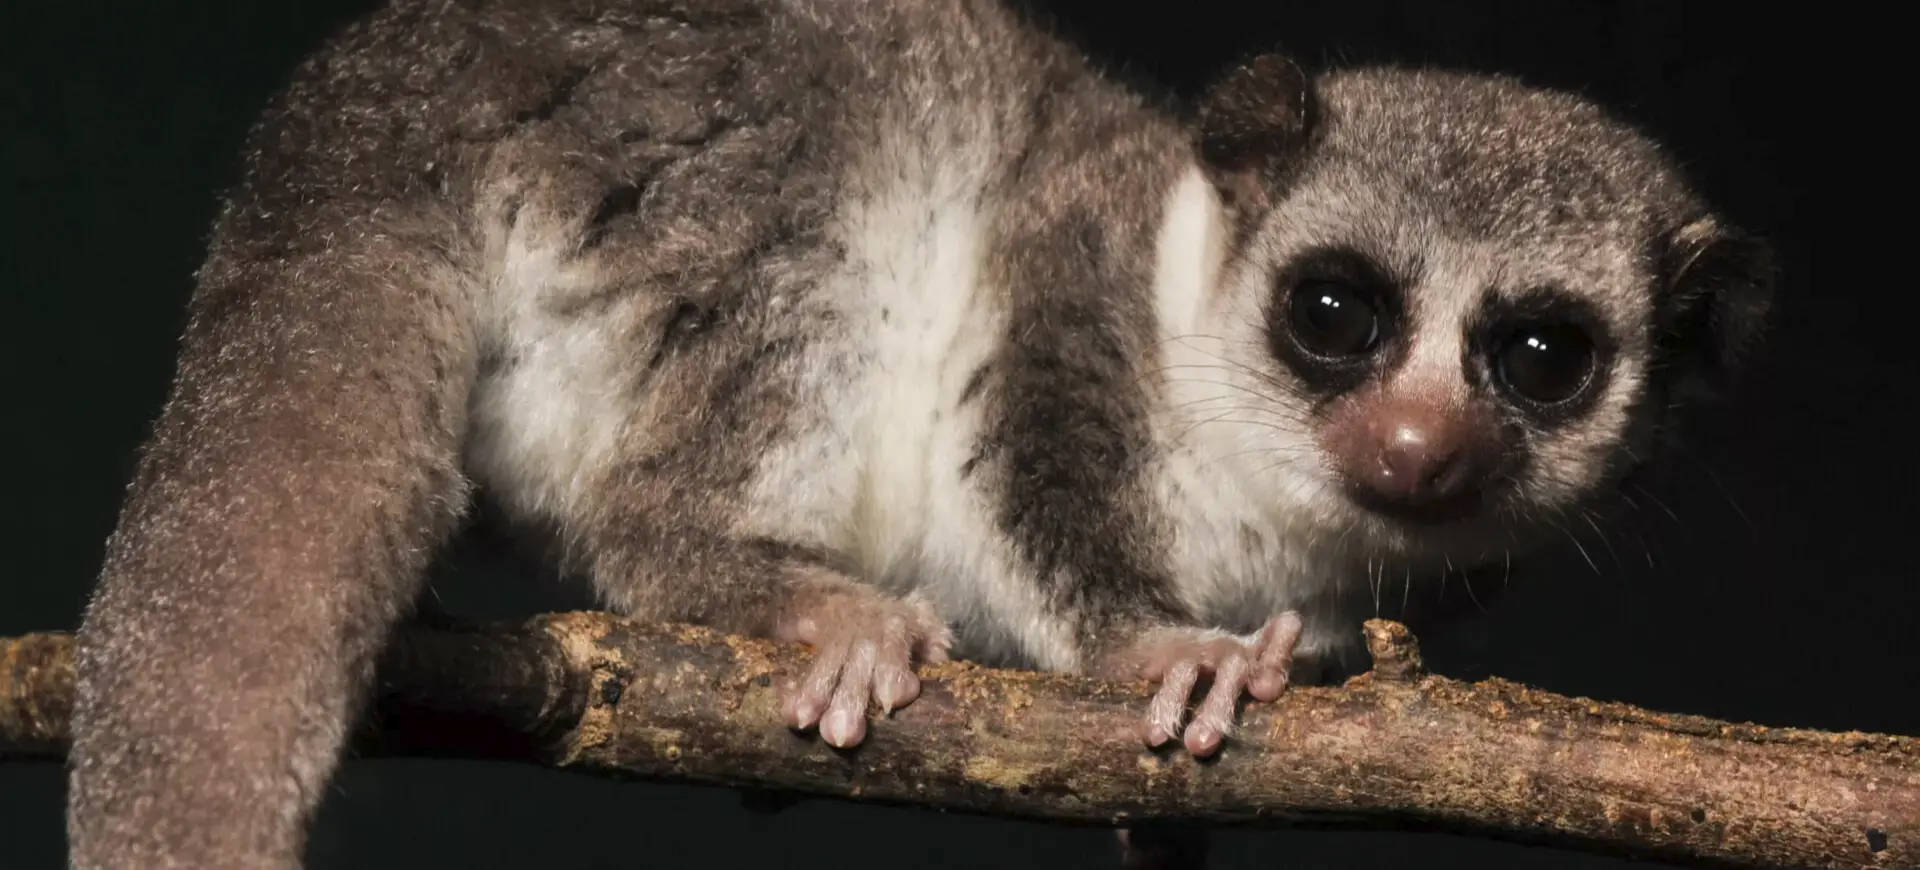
[67,0,1773,867]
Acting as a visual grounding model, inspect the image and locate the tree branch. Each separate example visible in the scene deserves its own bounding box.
[4,614,1913,868]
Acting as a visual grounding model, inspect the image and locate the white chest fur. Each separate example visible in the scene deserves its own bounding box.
[734,148,1087,672]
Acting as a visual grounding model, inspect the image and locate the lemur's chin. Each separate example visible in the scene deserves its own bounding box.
[1333,495,1525,564]
[1343,485,1489,528]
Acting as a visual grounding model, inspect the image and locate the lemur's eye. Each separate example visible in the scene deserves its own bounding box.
[1287,280,1381,358]
[1494,324,1597,404]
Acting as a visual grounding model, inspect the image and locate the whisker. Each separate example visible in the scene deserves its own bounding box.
[1629,529,1656,571]
[1555,518,1601,576]
[1699,463,1757,533]
[1463,568,1488,615]
[1580,509,1626,574]
[1629,482,1682,525]
[1149,336,1316,409]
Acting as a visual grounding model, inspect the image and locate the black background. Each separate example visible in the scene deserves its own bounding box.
[1,2,1909,868]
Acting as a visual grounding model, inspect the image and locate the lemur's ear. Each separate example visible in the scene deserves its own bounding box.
[1652,214,1778,401]
[1195,52,1319,210]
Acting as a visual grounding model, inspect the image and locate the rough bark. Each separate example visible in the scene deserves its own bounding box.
[0,631,72,760]
[4,614,1913,869]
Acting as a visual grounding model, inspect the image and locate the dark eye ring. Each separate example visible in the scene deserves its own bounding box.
[1286,280,1382,358]
[1493,323,1599,405]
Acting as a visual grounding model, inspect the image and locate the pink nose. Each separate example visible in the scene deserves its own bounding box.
[1365,418,1476,504]
[1327,395,1504,523]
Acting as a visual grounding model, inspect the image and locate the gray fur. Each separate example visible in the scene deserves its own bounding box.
[67,1,1771,867]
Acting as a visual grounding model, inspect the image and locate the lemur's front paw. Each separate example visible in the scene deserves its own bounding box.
[1095,611,1303,757]
[774,582,953,749]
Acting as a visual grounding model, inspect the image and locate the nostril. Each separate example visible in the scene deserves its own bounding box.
[1424,448,1472,499]
[1374,441,1430,497]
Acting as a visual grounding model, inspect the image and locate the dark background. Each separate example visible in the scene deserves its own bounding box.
[1,1,1906,868]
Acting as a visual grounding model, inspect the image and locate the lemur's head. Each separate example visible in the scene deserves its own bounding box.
[1174,55,1774,562]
